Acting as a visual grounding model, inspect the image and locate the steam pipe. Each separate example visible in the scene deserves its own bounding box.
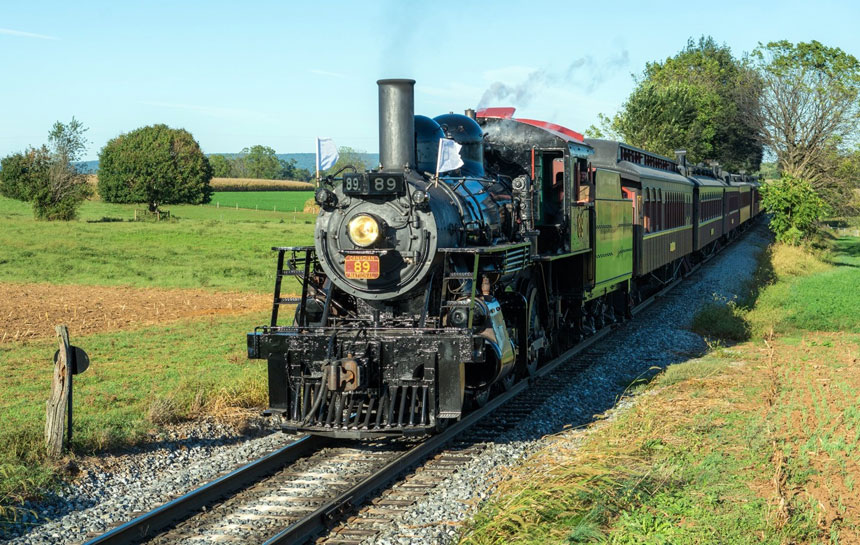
[378,78,416,171]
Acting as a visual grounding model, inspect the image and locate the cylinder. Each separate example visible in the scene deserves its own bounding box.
[378,79,416,170]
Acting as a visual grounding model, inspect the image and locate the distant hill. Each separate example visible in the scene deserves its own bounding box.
[74,152,380,175]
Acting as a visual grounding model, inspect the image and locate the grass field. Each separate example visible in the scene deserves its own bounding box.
[208,191,315,212]
[0,196,315,291]
[460,232,860,545]
[0,194,316,529]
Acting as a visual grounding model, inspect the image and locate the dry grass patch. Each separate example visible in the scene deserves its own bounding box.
[0,283,273,343]
[209,177,313,191]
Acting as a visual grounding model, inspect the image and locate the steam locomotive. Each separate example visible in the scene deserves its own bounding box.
[246,79,761,438]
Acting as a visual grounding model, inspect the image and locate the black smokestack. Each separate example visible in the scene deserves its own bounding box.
[378,79,415,170]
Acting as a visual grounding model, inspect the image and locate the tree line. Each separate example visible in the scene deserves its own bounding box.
[208,146,313,181]
[590,37,859,243]
[0,124,320,218]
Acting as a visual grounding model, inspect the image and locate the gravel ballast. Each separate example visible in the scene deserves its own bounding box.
[4,416,294,545]
[6,226,770,545]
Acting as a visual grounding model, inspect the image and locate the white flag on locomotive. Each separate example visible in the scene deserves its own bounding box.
[315,137,339,175]
[435,138,464,176]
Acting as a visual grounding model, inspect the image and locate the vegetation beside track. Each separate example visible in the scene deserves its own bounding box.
[0,194,313,532]
[0,310,273,533]
[460,233,860,544]
[0,196,315,291]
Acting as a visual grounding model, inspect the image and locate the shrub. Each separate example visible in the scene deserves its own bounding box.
[0,119,92,220]
[691,296,750,342]
[760,174,829,244]
[0,147,49,201]
[98,124,213,212]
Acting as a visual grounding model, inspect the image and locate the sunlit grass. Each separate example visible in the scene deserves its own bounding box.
[0,196,315,291]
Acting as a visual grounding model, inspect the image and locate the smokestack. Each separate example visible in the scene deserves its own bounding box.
[674,150,687,176]
[378,79,416,171]
[464,108,476,120]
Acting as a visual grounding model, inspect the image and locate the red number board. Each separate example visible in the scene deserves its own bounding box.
[344,255,380,280]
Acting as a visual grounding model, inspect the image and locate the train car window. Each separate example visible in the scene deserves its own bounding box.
[552,158,565,208]
[645,188,652,233]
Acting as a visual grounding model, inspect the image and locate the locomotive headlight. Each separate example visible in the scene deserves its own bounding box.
[347,214,380,247]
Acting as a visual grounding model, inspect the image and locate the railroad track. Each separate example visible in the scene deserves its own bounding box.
[82,226,757,545]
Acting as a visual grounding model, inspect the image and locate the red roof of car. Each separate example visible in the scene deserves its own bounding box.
[476,107,584,143]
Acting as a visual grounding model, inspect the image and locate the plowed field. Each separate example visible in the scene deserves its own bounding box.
[0,283,273,343]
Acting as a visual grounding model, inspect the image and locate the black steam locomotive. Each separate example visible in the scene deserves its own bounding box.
[246,79,760,438]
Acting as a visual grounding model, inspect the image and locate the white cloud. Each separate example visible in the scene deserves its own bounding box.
[0,28,59,40]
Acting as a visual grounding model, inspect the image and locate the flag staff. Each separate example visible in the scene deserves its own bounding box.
[315,137,320,187]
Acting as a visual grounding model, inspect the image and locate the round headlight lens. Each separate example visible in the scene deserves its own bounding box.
[347,214,380,247]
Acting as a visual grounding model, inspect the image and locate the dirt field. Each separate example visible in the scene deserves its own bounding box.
[0,283,274,343]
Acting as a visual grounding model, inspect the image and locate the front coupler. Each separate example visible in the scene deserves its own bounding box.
[248,327,469,438]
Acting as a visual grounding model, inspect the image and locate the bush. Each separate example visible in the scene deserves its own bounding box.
[760,174,829,244]
[98,124,213,212]
[0,147,49,201]
[691,296,750,342]
[0,119,92,220]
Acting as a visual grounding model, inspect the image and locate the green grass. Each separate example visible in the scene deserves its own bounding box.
[461,232,860,545]
[208,191,314,212]
[692,234,860,341]
[0,196,315,291]
[747,236,860,334]
[0,310,271,532]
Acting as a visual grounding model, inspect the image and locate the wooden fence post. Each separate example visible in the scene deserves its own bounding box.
[45,325,71,458]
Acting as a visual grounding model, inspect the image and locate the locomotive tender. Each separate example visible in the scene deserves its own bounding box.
[247,79,761,438]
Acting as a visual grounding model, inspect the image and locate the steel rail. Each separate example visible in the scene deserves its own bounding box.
[81,434,330,545]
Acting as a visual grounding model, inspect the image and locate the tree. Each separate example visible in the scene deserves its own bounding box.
[209,154,233,178]
[761,175,829,244]
[241,145,281,179]
[278,157,312,181]
[0,118,92,220]
[747,41,860,182]
[747,41,860,213]
[98,124,213,213]
[813,139,860,216]
[590,37,762,172]
[322,146,368,178]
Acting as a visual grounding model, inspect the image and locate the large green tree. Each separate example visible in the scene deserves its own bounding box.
[591,36,762,172]
[98,124,212,213]
[747,40,860,211]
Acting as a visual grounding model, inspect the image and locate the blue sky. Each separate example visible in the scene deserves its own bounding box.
[2,0,858,160]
